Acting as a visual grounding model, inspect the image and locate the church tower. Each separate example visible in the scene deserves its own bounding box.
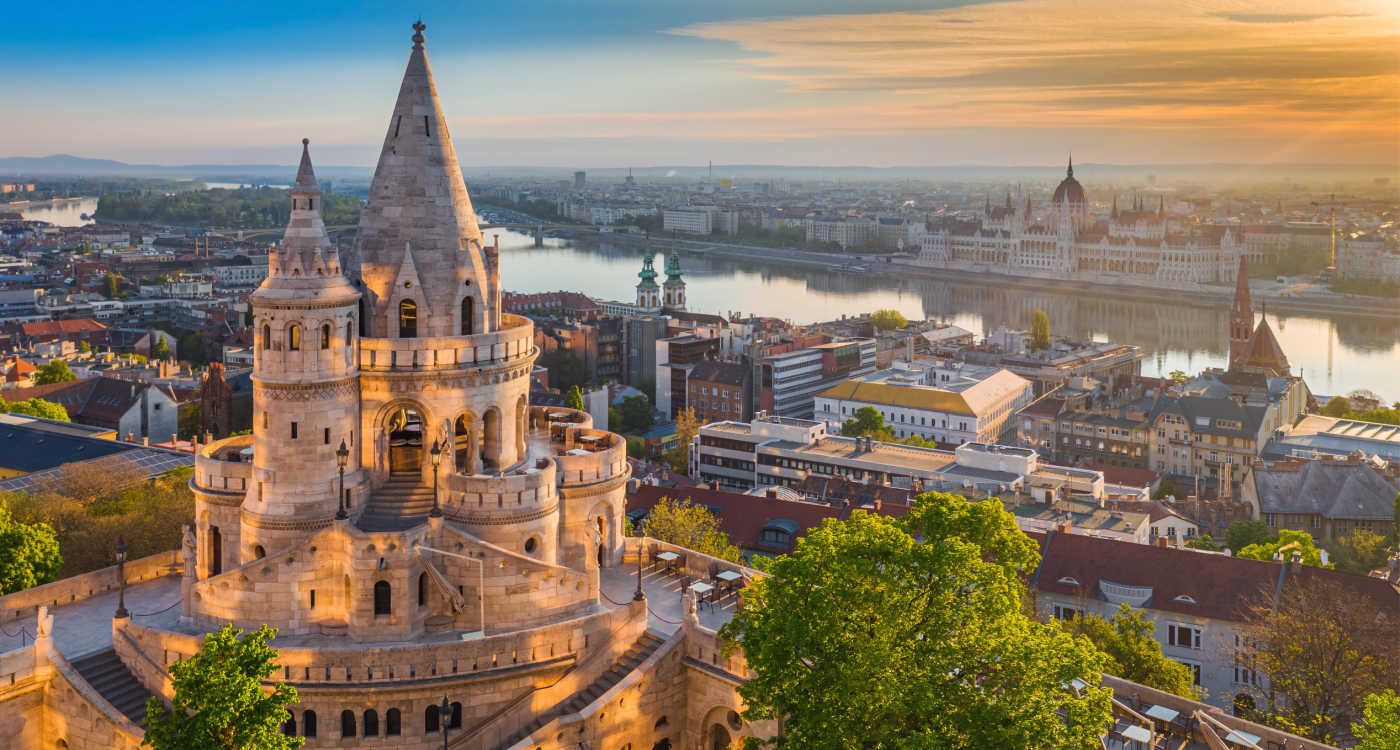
[244,140,365,557]
[1228,255,1253,370]
[636,252,661,312]
[662,251,686,312]
[347,20,495,340]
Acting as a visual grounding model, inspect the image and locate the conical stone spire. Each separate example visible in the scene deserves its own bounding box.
[349,20,491,338]
[252,139,356,302]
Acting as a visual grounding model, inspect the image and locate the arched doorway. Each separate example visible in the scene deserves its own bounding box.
[596,515,607,568]
[481,408,501,471]
[386,406,424,475]
[460,297,474,336]
[454,413,476,474]
[399,299,418,338]
[209,526,222,576]
[708,724,732,750]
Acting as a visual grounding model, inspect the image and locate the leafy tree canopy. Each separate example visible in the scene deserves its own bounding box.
[1030,309,1052,350]
[564,385,585,411]
[1353,690,1400,750]
[723,492,1112,749]
[34,359,77,385]
[869,308,908,332]
[1060,603,1199,699]
[663,407,701,474]
[0,397,69,422]
[1224,520,1275,552]
[144,624,301,750]
[1330,530,1393,575]
[1238,529,1331,568]
[840,406,941,449]
[640,497,740,563]
[609,395,654,435]
[0,501,62,595]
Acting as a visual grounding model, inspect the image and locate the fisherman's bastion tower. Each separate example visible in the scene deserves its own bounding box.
[0,22,762,750]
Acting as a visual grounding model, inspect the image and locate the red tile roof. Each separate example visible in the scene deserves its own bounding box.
[1030,530,1400,623]
[18,319,107,338]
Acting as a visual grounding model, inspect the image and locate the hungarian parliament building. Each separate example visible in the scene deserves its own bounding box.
[915,161,1244,288]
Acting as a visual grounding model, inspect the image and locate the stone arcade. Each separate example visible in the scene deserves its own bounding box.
[0,23,763,750]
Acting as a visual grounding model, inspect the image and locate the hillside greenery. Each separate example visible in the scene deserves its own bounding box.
[96,187,361,229]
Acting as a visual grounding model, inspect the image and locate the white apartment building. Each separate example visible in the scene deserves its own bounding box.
[664,206,738,235]
[814,363,1033,446]
[806,215,876,250]
[756,339,877,419]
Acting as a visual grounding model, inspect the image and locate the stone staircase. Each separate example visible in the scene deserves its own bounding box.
[70,648,154,729]
[357,474,436,531]
[496,630,666,749]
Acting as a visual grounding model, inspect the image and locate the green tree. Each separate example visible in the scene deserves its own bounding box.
[1167,370,1188,384]
[1152,477,1178,500]
[152,336,171,361]
[78,340,92,354]
[663,407,700,474]
[144,624,301,750]
[723,492,1113,749]
[34,359,77,385]
[0,397,69,422]
[1224,520,1275,552]
[102,271,120,299]
[1321,396,1351,417]
[639,497,740,563]
[1238,529,1330,568]
[869,308,908,332]
[564,385,585,411]
[538,349,587,392]
[1061,603,1199,698]
[840,405,894,440]
[1330,530,1393,575]
[610,395,653,435]
[1030,309,1052,350]
[0,501,62,594]
[1185,534,1222,551]
[1354,690,1400,750]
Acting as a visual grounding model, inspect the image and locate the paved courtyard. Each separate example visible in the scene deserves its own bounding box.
[0,577,183,660]
[600,563,738,635]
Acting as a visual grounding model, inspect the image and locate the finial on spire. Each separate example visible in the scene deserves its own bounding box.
[1067,151,1073,178]
[412,19,426,48]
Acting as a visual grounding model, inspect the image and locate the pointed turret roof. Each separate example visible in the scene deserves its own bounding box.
[251,140,357,303]
[1241,317,1290,375]
[637,252,658,288]
[1231,256,1252,318]
[664,251,684,286]
[350,20,489,337]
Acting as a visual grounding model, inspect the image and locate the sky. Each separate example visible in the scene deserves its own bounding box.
[3,0,1397,168]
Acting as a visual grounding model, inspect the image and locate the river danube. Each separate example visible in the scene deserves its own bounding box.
[491,230,1398,402]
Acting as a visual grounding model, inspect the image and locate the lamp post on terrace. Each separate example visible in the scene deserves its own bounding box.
[335,439,349,520]
[634,536,645,601]
[439,695,452,750]
[429,438,443,517]
[114,536,129,619]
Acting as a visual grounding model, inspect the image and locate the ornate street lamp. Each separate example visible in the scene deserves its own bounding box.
[429,438,443,518]
[633,537,645,601]
[335,439,349,520]
[438,695,452,750]
[114,536,129,619]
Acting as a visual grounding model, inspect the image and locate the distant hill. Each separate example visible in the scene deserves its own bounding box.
[0,154,372,182]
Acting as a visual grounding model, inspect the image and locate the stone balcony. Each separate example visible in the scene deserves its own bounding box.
[358,313,535,373]
[191,435,254,502]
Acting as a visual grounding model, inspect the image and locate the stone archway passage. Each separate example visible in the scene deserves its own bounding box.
[387,406,424,475]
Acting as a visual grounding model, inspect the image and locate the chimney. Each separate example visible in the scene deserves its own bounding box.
[1289,550,1303,574]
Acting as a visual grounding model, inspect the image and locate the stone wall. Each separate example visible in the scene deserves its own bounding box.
[0,644,46,750]
[45,647,143,750]
[0,551,179,622]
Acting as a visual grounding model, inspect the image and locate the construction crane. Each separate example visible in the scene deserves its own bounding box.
[1308,192,1344,274]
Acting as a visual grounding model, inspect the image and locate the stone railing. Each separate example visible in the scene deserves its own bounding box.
[553,429,629,489]
[442,461,557,523]
[0,550,180,622]
[359,314,535,373]
[0,642,39,695]
[622,537,763,585]
[121,601,638,691]
[192,434,254,498]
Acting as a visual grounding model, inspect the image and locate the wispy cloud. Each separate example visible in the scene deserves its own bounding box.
[667,0,1400,163]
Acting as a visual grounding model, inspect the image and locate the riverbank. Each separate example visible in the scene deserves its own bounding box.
[570,230,1398,322]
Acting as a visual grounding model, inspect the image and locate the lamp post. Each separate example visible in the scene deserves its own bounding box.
[114,536,129,619]
[633,537,645,601]
[429,438,443,517]
[439,696,452,750]
[335,439,349,520]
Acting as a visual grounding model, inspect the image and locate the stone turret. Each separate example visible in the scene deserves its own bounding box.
[348,20,493,339]
[244,140,365,557]
[1228,256,1253,370]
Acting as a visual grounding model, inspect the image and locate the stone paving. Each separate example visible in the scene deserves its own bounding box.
[599,563,738,635]
[0,577,182,660]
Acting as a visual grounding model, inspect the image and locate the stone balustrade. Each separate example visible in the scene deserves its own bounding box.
[120,602,640,691]
[0,644,38,693]
[358,314,535,373]
[553,429,629,488]
[191,435,254,498]
[442,460,557,524]
[0,551,180,622]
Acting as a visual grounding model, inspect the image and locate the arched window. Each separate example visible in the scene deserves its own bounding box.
[373,580,391,615]
[363,709,379,737]
[302,710,317,738]
[417,572,428,608]
[449,702,462,729]
[398,300,417,338]
[261,324,271,350]
[460,296,474,336]
[481,408,501,470]
[346,321,353,345]
[320,324,330,350]
[288,324,301,351]
[340,710,356,738]
[424,705,440,733]
[386,708,401,736]
[357,298,366,336]
[281,713,296,736]
[253,545,266,559]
